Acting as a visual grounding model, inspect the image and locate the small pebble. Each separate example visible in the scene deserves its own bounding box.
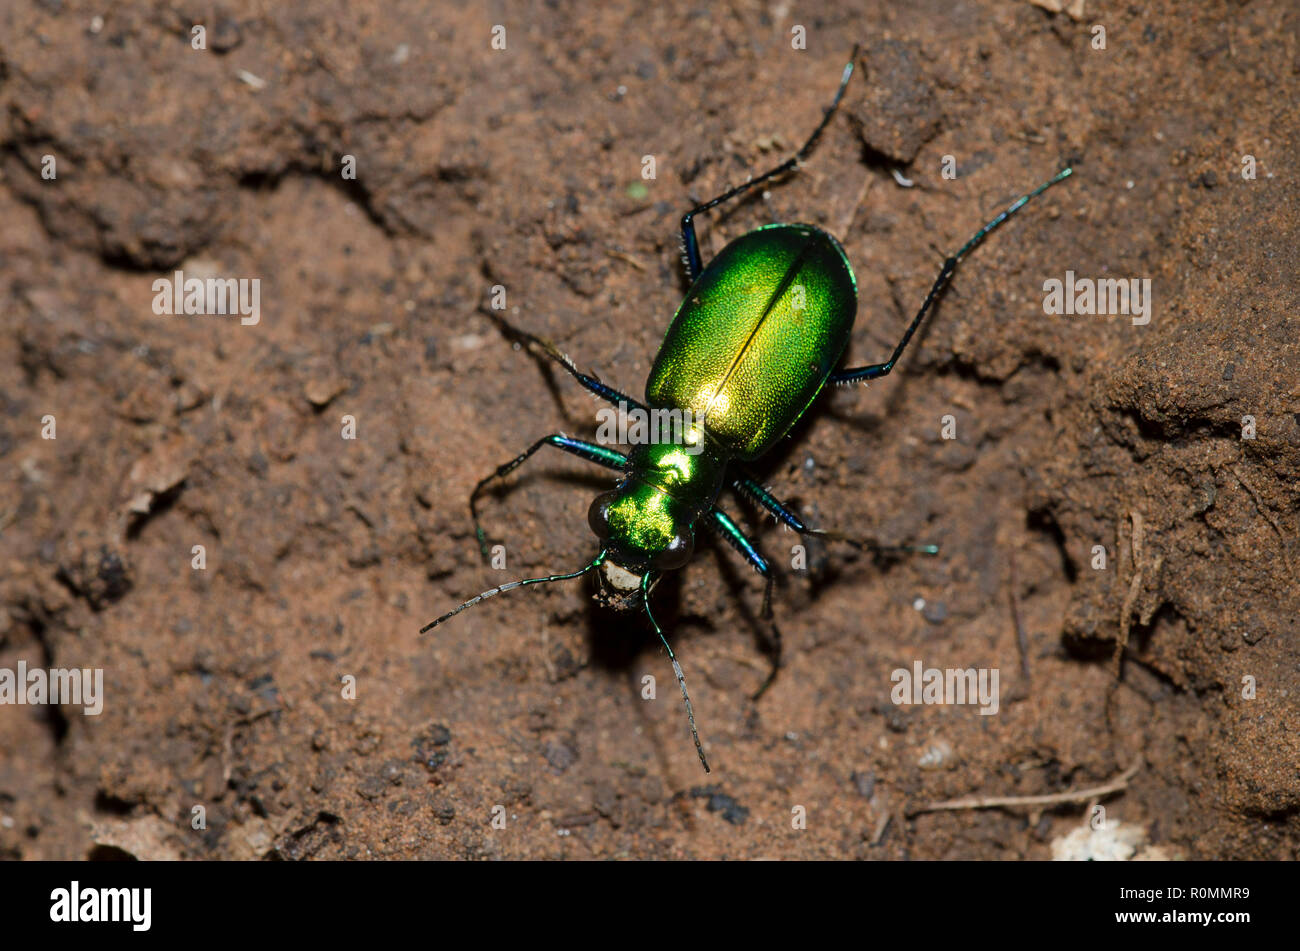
[851,770,876,798]
[917,739,953,770]
[922,600,948,624]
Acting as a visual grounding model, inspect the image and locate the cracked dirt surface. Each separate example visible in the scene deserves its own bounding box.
[1,0,1297,859]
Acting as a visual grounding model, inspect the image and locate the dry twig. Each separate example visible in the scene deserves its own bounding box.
[910,757,1143,816]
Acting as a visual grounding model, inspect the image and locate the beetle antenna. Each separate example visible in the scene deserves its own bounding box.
[420,549,607,634]
[642,572,711,773]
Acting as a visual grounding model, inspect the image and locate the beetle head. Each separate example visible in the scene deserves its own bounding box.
[587,486,694,611]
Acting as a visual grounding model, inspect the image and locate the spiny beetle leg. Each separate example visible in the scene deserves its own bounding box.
[731,474,939,558]
[484,310,647,411]
[830,166,1073,385]
[679,44,861,282]
[470,435,626,561]
[708,506,784,701]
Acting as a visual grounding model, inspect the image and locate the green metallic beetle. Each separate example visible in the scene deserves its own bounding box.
[423,46,1073,772]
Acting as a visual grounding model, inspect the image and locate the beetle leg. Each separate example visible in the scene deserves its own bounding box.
[707,506,783,701]
[731,475,813,533]
[679,44,860,282]
[470,435,627,561]
[828,255,957,384]
[830,166,1073,385]
[484,312,649,411]
[731,474,938,557]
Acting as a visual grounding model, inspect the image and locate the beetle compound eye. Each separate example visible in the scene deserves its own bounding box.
[587,492,615,539]
[653,532,694,571]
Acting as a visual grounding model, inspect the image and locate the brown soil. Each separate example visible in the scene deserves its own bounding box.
[1,0,1297,860]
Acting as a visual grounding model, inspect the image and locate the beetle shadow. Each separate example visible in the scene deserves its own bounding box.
[578,551,765,691]
[704,533,782,684]
[580,569,681,673]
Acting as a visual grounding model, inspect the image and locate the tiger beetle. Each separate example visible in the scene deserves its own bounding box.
[422,45,1073,773]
